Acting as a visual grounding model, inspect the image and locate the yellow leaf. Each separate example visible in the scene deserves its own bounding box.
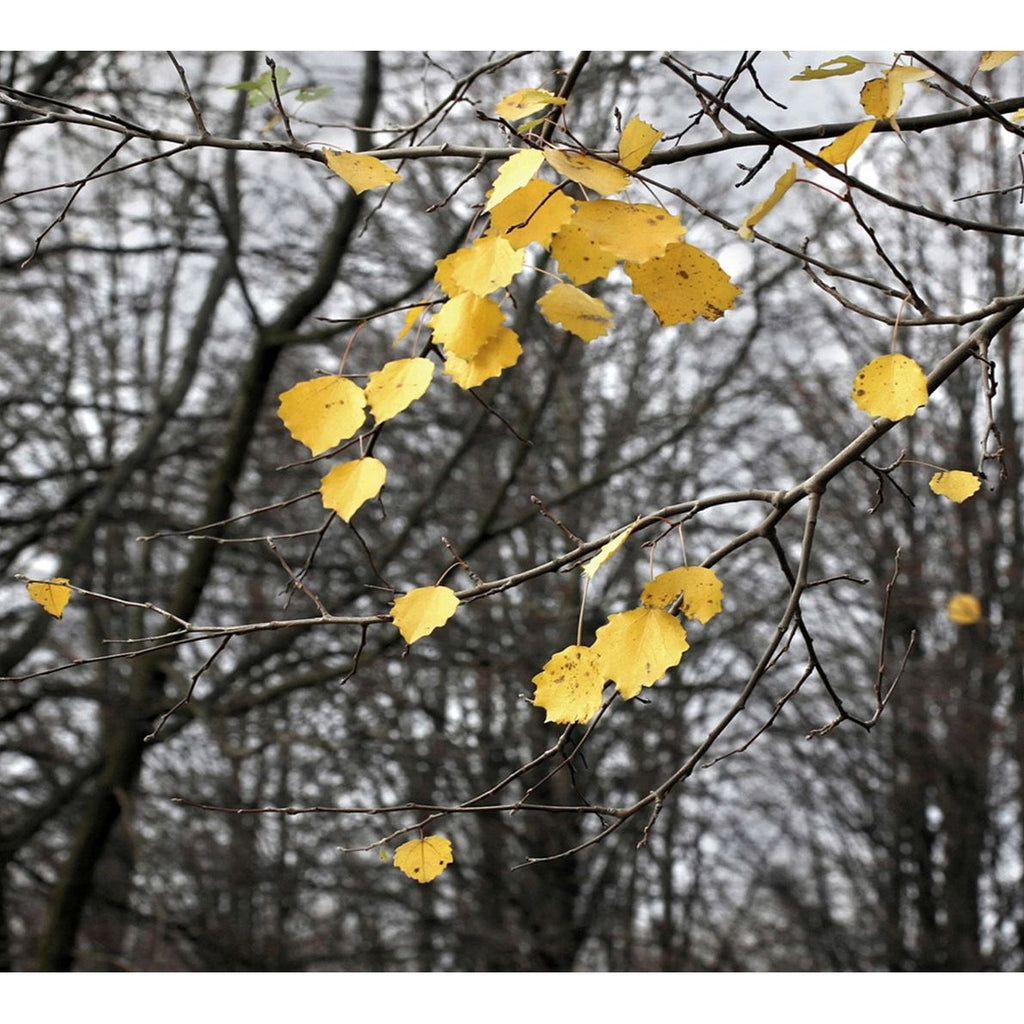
[538,283,613,342]
[641,566,724,624]
[591,607,689,699]
[947,593,982,625]
[395,303,430,344]
[543,149,631,197]
[484,149,546,212]
[808,120,875,168]
[434,237,525,297]
[391,585,459,644]
[929,470,982,504]
[365,358,434,424]
[324,149,401,194]
[495,88,567,121]
[485,179,575,249]
[550,222,618,285]
[429,293,505,359]
[320,457,387,522]
[582,522,637,579]
[531,644,606,724]
[791,55,866,80]
[626,242,741,326]
[860,66,934,121]
[978,51,1020,72]
[571,200,686,263]
[27,577,72,619]
[277,376,366,456]
[1011,108,1024,123]
[444,326,522,389]
[737,164,797,240]
[851,354,928,421]
[618,115,663,170]
[393,836,454,883]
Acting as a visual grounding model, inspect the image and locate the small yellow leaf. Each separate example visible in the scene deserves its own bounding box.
[808,119,875,168]
[495,88,567,121]
[395,303,430,344]
[391,585,459,644]
[434,237,525,297]
[791,55,866,81]
[737,164,797,240]
[929,470,982,504]
[582,522,637,579]
[978,51,1020,72]
[277,376,366,456]
[550,222,617,285]
[860,66,933,121]
[324,149,401,194]
[626,242,741,326]
[641,566,724,624]
[485,179,575,249]
[543,149,631,197]
[532,644,606,724]
[320,457,387,522]
[538,283,613,342]
[429,293,505,359]
[27,577,72,619]
[618,115,663,171]
[851,354,928,421]
[948,594,982,625]
[393,836,454,883]
[591,607,689,700]
[571,200,686,263]
[484,149,546,211]
[365,358,434,424]
[444,326,522,390]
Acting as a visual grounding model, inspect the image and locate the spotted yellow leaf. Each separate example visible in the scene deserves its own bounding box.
[320,457,387,522]
[486,179,575,249]
[27,577,72,619]
[393,836,454,883]
[860,66,933,121]
[571,200,686,263]
[791,55,866,80]
[495,88,567,121]
[532,644,606,724]
[544,149,631,197]
[626,242,741,326]
[538,283,613,342]
[808,120,875,168]
[434,237,525,297]
[618,115,663,170]
[485,149,546,212]
[738,164,797,240]
[851,354,928,421]
[948,593,982,625]
[550,222,617,285]
[929,470,981,503]
[444,326,522,389]
[430,293,505,359]
[365,358,434,424]
[324,149,401,194]
[978,51,1020,72]
[278,376,366,456]
[582,522,637,579]
[591,607,689,700]
[641,566,724,624]
[391,585,459,644]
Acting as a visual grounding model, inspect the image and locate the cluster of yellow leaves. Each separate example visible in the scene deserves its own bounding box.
[393,835,454,883]
[26,577,72,618]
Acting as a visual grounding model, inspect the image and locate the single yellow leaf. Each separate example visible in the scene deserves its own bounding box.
[531,644,606,724]
[978,51,1020,72]
[571,200,686,263]
[484,149,546,211]
[626,242,741,326]
[27,577,72,619]
[395,303,430,344]
[851,354,928,421]
[591,607,689,699]
[324,149,401,194]
[277,376,366,456]
[444,326,522,389]
[365,358,434,424]
[429,293,505,359]
[538,283,613,342]
[393,836,454,883]
[860,66,933,120]
[929,470,982,503]
[485,179,575,249]
[391,585,459,644]
[550,222,618,285]
[791,55,866,81]
[947,594,982,625]
[495,88,567,121]
[582,522,637,579]
[1011,108,1024,123]
[543,149,631,197]
[808,120,875,168]
[434,237,525,297]
[618,115,663,170]
[737,164,797,240]
[320,457,387,522]
[641,566,724,624]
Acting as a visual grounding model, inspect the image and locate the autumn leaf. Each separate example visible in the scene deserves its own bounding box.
[626,242,741,326]
[538,283,613,342]
[860,66,934,121]
[544,149,631,197]
[278,376,366,456]
[737,164,797,240]
[550,222,618,285]
[851,354,928,421]
[495,88,567,120]
[391,586,459,644]
[571,200,686,263]
[808,120,875,168]
[929,470,981,504]
[532,644,606,724]
[977,51,1020,73]
[948,593,982,625]
[320,457,387,522]
[641,566,724,624]
[444,327,522,389]
[790,55,866,81]
[27,577,72,619]
[365,358,434,424]
[395,303,430,344]
[485,149,545,211]
[582,522,637,578]
[434,237,525,297]
[486,179,575,250]
[618,115,663,170]
[393,836,454,883]
[429,293,505,359]
[324,149,401,193]
[591,607,689,699]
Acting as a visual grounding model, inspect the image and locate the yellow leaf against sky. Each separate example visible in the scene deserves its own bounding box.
[860,66,934,121]
[738,164,797,240]
[444,326,522,389]
[543,149,631,197]
[571,200,686,263]
[323,149,401,194]
[808,119,875,168]
[948,593,982,625]
[434,237,525,297]
[852,354,928,421]
[495,88,567,121]
[365,358,434,424]
[791,55,866,81]
[626,242,741,326]
[277,376,366,456]
[618,115,663,170]
[929,470,982,504]
[582,522,637,579]
[641,566,724,624]
[591,607,689,699]
[27,577,72,619]
[486,179,575,249]
[538,283,613,342]
[320,457,387,522]
[485,149,545,211]
[429,293,505,359]
[393,836,454,883]
[391,585,459,644]
[532,644,606,724]
[550,222,617,285]
[978,51,1020,72]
